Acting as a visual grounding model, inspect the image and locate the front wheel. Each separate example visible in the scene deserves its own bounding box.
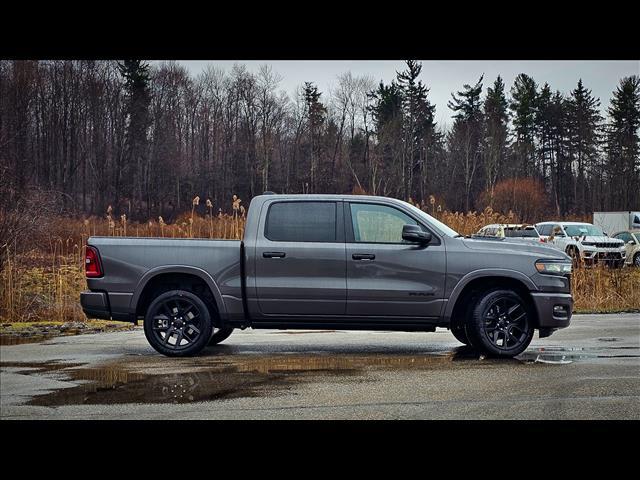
[634,253,640,267]
[465,289,535,358]
[144,290,213,357]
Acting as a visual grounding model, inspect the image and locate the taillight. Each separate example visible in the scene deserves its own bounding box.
[85,246,103,278]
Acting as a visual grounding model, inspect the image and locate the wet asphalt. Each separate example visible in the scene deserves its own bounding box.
[1,313,638,420]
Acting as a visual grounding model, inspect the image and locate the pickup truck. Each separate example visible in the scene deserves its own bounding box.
[81,194,574,358]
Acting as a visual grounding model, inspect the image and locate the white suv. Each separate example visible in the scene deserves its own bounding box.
[536,221,626,267]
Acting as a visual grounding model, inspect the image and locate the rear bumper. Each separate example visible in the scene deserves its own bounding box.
[531,292,573,330]
[80,290,134,322]
[80,290,111,320]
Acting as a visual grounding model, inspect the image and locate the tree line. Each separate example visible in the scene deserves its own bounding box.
[1,60,638,222]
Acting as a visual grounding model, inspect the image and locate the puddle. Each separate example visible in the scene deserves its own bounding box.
[2,342,638,406]
[0,335,57,346]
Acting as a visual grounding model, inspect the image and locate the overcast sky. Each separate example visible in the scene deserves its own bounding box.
[161,60,639,127]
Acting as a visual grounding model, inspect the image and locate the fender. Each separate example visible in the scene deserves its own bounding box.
[443,268,538,322]
[130,265,228,320]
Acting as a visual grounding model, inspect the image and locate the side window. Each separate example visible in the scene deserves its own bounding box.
[350,203,419,244]
[615,232,631,242]
[554,225,565,236]
[265,202,336,242]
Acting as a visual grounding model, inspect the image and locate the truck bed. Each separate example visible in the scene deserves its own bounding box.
[84,237,242,321]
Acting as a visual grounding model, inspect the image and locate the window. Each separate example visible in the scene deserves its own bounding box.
[615,232,632,243]
[563,224,603,236]
[506,227,539,238]
[350,203,420,243]
[537,225,553,236]
[265,202,336,242]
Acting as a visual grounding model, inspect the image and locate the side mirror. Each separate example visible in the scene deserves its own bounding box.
[628,240,636,245]
[402,225,432,244]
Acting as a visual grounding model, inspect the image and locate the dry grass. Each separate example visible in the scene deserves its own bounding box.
[0,197,637,323]
[572,266,640,313]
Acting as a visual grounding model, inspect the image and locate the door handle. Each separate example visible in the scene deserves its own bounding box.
[352,253,375,261]
[263,251,286,258]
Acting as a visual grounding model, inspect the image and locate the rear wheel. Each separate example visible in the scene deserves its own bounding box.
[465,289,534,358]
[144,290,213,357]
[208,326,234,346]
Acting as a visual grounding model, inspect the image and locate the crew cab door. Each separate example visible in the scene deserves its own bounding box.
[344,201,446,319]
[254,200,346,316]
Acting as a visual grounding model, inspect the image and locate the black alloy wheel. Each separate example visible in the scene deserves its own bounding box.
[144,290,213,357]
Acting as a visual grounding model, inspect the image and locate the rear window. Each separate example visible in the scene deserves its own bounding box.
[505,227,538,238]
[265,202,337,242]
[538,225,553,236]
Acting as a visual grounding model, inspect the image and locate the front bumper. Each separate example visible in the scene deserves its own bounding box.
[531,291,573,331]
[581,247,626,264]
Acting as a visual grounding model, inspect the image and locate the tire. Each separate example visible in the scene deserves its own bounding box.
[634,253,640,268]
[208,326,234,346]
[144,289,213,357]
[464,288,535,358]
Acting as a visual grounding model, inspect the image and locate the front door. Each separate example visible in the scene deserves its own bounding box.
[345,201,446,319]
[254,200,346,316]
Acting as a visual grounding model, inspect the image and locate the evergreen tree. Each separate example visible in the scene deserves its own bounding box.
[302,82,327,193]
[605,75,640,209]
[117,60,151,215]
[483,76,509,202]
[396,60,436,200]
[510,74,538,177]
[566,79,602,211]
[448,75,484,211]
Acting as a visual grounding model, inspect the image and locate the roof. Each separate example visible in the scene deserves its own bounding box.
[536,221,595,225]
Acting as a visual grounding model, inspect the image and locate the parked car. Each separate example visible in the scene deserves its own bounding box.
[81,194,574,358]
[610,230,640,267]
[593,211,640,235]
[536,221,626,267]
[476,224,545,246]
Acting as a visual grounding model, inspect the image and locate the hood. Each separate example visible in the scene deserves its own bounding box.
[462,237,568,259]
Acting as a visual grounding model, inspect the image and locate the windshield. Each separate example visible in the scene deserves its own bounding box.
[505,227,538,238]
[563,224,605,237]
[402,201,460,237]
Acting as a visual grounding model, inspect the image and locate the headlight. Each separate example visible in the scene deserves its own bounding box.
[535,260,572,275]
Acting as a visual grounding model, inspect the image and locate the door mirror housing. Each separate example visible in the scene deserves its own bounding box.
[402,225,432,244]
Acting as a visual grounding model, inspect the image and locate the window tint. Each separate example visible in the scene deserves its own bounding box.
[537,225,552,236]
[350,203,419,243]
[615,232,632,242]
[265,202,336,242]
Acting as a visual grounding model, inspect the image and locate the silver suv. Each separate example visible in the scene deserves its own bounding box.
[536,221,626,267]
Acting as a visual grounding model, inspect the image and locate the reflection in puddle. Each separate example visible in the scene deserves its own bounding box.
[2,342,637,407]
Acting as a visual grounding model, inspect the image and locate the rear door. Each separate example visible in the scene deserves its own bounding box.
[344,201,446,319]
[254,200,346,316]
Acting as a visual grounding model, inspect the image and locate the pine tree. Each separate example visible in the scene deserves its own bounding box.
[605,75,640,209]
[566,79,602,212]
[302,82,327,193]
[448,75,484,211]
[483,76,509,202]
[117,60,151,215]
[510,74,538,177]
[396,60,436,201]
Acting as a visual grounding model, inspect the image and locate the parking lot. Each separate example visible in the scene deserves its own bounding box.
[1,313,638,420]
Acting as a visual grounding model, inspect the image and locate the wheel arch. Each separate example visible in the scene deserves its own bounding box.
[445,270,539,328]
[131,266,227,321]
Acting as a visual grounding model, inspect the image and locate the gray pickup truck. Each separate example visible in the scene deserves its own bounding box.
[81,194,573,358]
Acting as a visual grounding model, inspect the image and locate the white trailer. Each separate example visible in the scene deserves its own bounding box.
[593,211,640,235]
